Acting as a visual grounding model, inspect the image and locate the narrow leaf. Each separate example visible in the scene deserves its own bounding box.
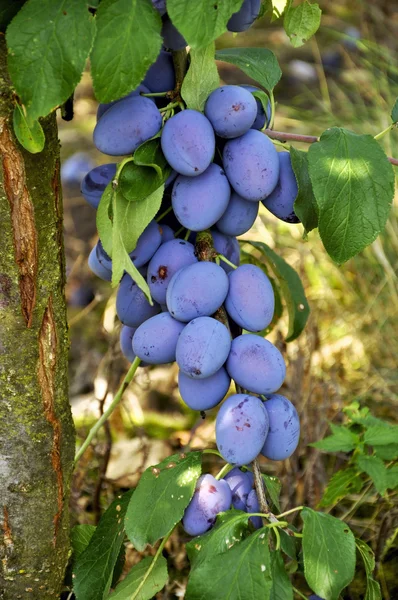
[13,105,45,153]
[215,48,282,92]
[284,1,321,48]
[7,0,95,120]
[302,508,356,600]
[391,97,398,123]
[270,550,293,600]
[311,423,359,453]
[125,452,201,551]
[73,490,133,600]
[108,555,168,600]
[262,473,281,512]
[290,147,318,233]
[167,0,243,48]
[244,240,310,341]
[181,42,220,112]
[318,467,363,508]
[308,128,395,264]
[91,0,162,103]
[357,455,387,495]
[96,184,114,256]
[70,525,96,562]
[186,528,272,600]
[355,538,382,600]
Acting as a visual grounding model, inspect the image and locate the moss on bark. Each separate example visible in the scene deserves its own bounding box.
[0,36,75,599]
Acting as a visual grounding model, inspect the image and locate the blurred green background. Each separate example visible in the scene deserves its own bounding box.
[62,1,398,597]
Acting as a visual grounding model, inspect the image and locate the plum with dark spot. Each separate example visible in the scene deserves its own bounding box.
[172,163,231,231]
[182,474,232,536]
[204,86,257,139]
[226,334,286,394]
[147,239,197,304]
[224,467,254,510]
[216,394,269,465]
[178,367,230,411]
[166,261,229,322]
[261,394,300,461]
[132,312,185,364]
[240,85,271,130]
[262,152,300,223]
[176,317,231,379]
[161,109,215,176]
[223,130,279,201]
[224,264,274,332]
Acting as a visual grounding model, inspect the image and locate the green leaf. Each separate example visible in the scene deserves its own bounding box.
[181,42,220,112]
[252,90,271,128]
[284,1,321,48]
[311,423,359,453]
[119,140,170,202]
[279,529,297,560]
[270,550,293,600]
[96,184,114,256]
[125,451,201,551]
[290,147,318,233]
[13,105,45,153]
[186,528,272,600]
[0,0,25,32]
[355,538,382,600]
[364,425,398,446]
[357,455,387,495]
[91,0,162,103]
[244,240,310,341]
[7,0,95,120]
[73,490,133,600]
[391,97,398,123]
[108,555,168,600]
[215,48,282,93]
[186,510,251,568]
[302,508,356,600]
[373,444,398,460]
[262,473,281,512]
[70,525,96,562]
[308,127,395,264]
[386,465,398,490]
[318,467,363,508]
[167,0,243,48]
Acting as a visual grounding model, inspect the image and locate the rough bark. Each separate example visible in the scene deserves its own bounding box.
[0,36,75,599]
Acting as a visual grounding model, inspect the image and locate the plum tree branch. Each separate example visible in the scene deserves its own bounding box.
[264,128,398,166]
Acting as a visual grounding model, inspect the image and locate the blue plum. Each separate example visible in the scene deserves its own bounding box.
[166,262,229,322]
[223,130,279,201]
[224,467,254,511]
[204,86,257,139]
[129,220,162,267]
[216,394,269,466]
[88,241,112,281]
[143,50,175,93]
[120,325,137,362]
[162,17,187,50]
[61,152,95,186]
[96,84,151,121]
[211,230,240,274]
[240,84,271,130]
[172,163,230,231]
[80,163,117,209]
[178,367,231,411]
[93,95,162,156]
[152,0,166,15]
[159,224,175,243]
[261,395,300,461]
[116,273,160,327]
[147,239,197,304]
[226,334,286,394]
[227,0,261,32]
[176,317,231,379]
[182,474,232,536]
[132,312,185,364]
[262,151,300,223]
[309,596,325,600]
[224,264,274,332]
[161,109,215,176]
[216,191,259,236]
[246,490,262,529]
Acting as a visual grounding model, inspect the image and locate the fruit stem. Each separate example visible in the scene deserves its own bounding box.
[156,205,173,222]
[276,505,304,519]
[74,356,141,463]
[217,254,238,270]
[141,91,171,97]
[184,229,191,241]
[374,123,395,141]
[252,458,279,524]
[172,48,189,100]
[293,587,308,600]
[215,462,234,480]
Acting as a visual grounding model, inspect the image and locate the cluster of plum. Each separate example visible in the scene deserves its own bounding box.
[81,0,301,543]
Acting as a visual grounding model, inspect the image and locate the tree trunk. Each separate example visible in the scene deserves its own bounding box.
[0,37,75,599]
